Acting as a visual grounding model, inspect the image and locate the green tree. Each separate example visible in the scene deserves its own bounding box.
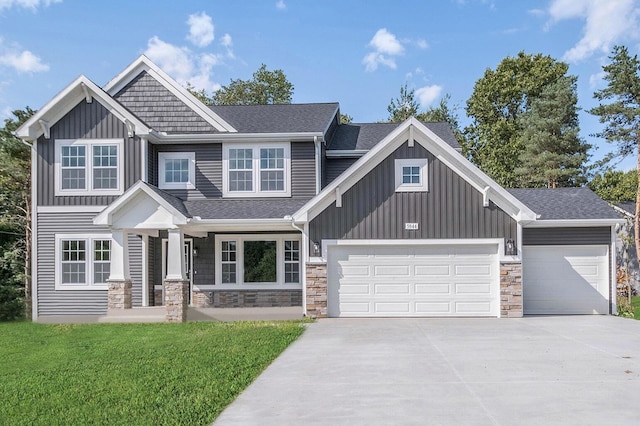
[417,94,466,147]
[387,84,419,123]
[514,76,590,188]
[590,45,640,262]
[465,51,570,187]
[340,113,353,124]
[213,64,293,105]
[0,107,35,320]
[588,170,637,202]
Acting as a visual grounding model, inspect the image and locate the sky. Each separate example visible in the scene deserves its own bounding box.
[1,0,639,171]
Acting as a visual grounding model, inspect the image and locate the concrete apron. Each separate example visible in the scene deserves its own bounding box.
[214,316,640,426]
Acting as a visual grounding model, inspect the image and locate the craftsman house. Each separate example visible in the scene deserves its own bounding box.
[16,56,623,322]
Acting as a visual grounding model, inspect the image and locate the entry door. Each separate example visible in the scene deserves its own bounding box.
[162,238,193,304]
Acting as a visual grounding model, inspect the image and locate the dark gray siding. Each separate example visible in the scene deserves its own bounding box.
[310,142,517,248]
[193,234,215,286]
[325,157,358,186]
[522,227,611,245]
[36,212,143,316]
[155,144,222,200]
[291,142,316,197]
[36,100,141,206]
[114,70,217,134]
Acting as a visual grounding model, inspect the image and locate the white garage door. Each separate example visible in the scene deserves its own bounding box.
[327,243,499,317]
[523,245,609,315]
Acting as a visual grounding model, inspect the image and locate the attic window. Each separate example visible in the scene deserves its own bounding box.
[395,158,428,192]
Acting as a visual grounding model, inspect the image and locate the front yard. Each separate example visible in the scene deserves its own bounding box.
[0,320,306,425]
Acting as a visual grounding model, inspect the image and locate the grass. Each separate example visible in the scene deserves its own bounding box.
[0,320,306,426]
[631,295,640,318]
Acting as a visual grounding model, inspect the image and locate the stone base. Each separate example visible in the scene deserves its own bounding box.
[164,279,189,323]
[107,279,132,310]
[193,290,302,308]
[500,262,523,318]
[306,263,327,318]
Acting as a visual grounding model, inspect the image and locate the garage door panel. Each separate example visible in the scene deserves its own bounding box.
[374,265,410,276]
[374,302,410,314]
[374,283,410,295]
[340,264,370,276]
[455,301,493,314]
[455,283,492,295]
[414,283,451,294]
[415,265,451,276]
[415,302,452,313]
[339,283,370,295]
[455,264,492,276]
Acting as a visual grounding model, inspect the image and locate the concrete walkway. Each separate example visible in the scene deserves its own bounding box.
[214,316,640,425]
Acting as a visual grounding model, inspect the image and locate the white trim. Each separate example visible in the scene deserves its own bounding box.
[222,142,291,198]
[54,139,125,197]
[158,152,196,190]
[54,233,112,290]
[148,131,323,144]
[29,141,38,321]
[524,219,625,228]
[141,235,149,307]
[611,226,617,315]
[611,204,634,218]
[394,158,428,192]
[140,136,148,183]
[161,237,193,294]
[37,206,107,213]
[325,150,369,158]
[214,234,302,290]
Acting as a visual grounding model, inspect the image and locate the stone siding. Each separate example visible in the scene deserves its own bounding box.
[500,262,523,318]
[164,279,189,322]
[306,263,327,318]
[107,279,132,310]
[195,290,302,308]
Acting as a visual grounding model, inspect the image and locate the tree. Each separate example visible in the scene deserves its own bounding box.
[514,76,590,188]
[212,64,293,105]
[465,52,570,187]
[417,94,466,147]
[0,107,35,320]
[387,84,419,123]
[590,45,640,264]
[340,113,353,124]
[588,170,637,202]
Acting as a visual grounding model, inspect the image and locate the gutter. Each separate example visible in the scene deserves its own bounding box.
[523,218,626,228]
[148,130,325,144]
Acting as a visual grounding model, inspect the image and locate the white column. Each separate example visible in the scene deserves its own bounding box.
[141,235,149,307]
[110,229,130,280]
[166,228,186,280]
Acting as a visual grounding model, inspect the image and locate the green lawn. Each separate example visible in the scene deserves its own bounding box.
[631,296,640,318]
[0,320,306,426]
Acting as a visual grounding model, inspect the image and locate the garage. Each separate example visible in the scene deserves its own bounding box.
[327,243,499,317]
[523,245,610,315]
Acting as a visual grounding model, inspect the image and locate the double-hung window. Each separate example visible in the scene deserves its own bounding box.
[223,143,290,197]
[55,234,112,290]
[158,152,196,190]
[55,139,123,196]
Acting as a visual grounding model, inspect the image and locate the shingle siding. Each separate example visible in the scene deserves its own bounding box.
[36,212,143,316]
[309,142,517,249]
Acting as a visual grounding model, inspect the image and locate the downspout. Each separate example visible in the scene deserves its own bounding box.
[314,136,321,195]
[288,217,308,316]
[21,138,38,322]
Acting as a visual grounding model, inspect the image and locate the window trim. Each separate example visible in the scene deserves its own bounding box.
[222,143,291,198]
[394,158,428,192]
[214,234,301,289]
[54,139,124,196]
[158,152,196,190]
[54,233,112,290]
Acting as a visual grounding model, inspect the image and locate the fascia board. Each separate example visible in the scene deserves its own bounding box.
[148,131,324,144]
[325,150,368,158]
[523,218,625,228]
[185,219,295,232]
[611,204,634,218]
[103,55,236,133]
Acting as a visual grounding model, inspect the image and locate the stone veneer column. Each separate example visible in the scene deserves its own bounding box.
[500,262,523,318]
[107,279,132,310]
[306,263,327,318]
[164,279,189,322]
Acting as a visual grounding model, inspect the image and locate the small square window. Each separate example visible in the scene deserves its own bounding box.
[395,159,428,192]
[158,152,196,190]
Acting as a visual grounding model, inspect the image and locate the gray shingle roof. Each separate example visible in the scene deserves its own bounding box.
[210,103,339,133]
[615,201,636,216]
[183,198,310,220]
[327,122,460,151]
[144,184,192,218]
[507,187,620,220]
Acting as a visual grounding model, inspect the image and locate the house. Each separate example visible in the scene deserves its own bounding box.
[16,55,624,322]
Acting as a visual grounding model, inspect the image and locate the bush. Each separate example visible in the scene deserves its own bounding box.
[0,284,24,321]
[617,296,635,318]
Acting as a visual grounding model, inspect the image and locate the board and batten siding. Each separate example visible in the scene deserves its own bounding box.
[522,227,611,245]
[309,142,517,248]
[36,99,141,206]
[37,212,143,316]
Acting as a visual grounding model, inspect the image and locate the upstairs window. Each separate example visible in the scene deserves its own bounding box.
[395,158,428,192]
[158,152,196,190]
[55,139,123,196]
[223,143,290,197]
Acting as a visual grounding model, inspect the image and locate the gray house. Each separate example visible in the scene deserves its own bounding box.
[16,56,623,322]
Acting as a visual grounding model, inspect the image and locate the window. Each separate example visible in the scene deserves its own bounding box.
[395,158,428,192]
[215,235,301,287]
[158,152,196,189]
[223,143,290,197]
[55,234,112,290]
[55,139,123,196]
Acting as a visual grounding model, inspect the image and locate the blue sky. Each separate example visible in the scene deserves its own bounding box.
[1,0,639,170]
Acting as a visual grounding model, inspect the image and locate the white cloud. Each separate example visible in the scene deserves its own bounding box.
[363,28,405,72]
[144,36,220,93]
[589,70,607,88]
[0,49,49,73]
[0,0,60,11]
[1,105,12,120]
[415,39,428,49]
[415,84,443,107]
[276,0,286,10]
[547,0,640,62]
[221,33,234,58]
[186,11,214,48]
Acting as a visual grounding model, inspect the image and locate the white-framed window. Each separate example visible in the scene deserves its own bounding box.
[55,139,124,196]
[214,234,301,288]
[54,234,112,290]
[222,143,291,197]
[158,152,196,190]
[394,158,428,192]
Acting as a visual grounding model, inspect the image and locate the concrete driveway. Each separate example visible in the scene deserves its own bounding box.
[214,316,640,425]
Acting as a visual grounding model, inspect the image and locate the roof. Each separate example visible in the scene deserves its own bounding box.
[209,103,339,134]
[614,201,636,216]
[327,122,460,151]
[507,188,620,220]
[183,198,310,220]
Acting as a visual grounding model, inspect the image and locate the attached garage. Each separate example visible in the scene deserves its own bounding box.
[523,245,610,315]
[327,242,500,317]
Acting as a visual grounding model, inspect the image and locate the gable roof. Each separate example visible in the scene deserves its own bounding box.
[293,117,537,223]
[210,103,339,134]
[327,122,460,151]
[103,55,236,133]
[507,188,621,221]
[15,75,150,142]
[614,201,636,217]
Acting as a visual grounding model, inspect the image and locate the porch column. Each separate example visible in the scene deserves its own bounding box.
[164,228,189,322]
[108,229,132,310]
